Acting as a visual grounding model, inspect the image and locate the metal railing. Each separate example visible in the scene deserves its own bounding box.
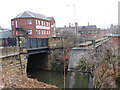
[25,38,48,49]
[0,38,17,48]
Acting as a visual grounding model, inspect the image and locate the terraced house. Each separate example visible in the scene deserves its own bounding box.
[11,11,56,38]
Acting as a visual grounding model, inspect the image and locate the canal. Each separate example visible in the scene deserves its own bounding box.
[27,69,91,88]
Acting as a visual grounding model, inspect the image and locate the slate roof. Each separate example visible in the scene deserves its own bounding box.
[14,11,52,21]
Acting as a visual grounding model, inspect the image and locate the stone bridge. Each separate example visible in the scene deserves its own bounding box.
[0,36,109,75]
[0,36,74,75]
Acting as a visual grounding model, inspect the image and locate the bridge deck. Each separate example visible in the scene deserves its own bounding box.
[26,46,49,51]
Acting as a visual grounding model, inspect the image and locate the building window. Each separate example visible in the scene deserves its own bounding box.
[88,31,93,34]
[38,20,40,25]
[16,21,17,27]
[39,30,41,34]
[94,31,97,34]
[36,20,37,25]
[12,21,14,26]
[42,30,44,34]
[36,30,38,34]
[41,21,43,26]
[49,31,51,34]
[49,22,50,26]
[46,22,48,26]
[28,29,32,34]
[28,20,32,25]
[44,30,46,34]
[47,31,48,34]
[44,21,46,26]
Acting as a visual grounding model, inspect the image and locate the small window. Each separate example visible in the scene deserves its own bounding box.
[49,22,50,26]
[36,30,38,34]
[46,22,48,26]
[38,20,40,25]
[47,31,48,34]
[12,21,14,26]
[42,30,44,34]
[36,20,37,25]
[28,20,32,25]
[39,30,41,34]
[44,21,46,26]
[94,31,97,34]
[49,31,51,34]
[44,30,46,34]
[41,21,43,26]
[28,29,32,34]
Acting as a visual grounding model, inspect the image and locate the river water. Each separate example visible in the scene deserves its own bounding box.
[27,69,91,88]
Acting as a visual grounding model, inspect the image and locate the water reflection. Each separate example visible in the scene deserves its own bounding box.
[66,72,90,88]
[27,69,90,88]
[28,69,64,88]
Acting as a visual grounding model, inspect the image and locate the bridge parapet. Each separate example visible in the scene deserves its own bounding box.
[0,46,19,58]
[48,37,63,49]
[48,37,74,49]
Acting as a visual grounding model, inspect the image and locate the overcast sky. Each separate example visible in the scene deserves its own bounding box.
[0,0,119,29]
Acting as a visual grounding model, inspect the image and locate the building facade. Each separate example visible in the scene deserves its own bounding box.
[78,25,100,41]
[11,11,56,38]
[56,24,100,42]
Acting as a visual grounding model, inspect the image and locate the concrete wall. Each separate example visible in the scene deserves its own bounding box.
[68,48,89,70]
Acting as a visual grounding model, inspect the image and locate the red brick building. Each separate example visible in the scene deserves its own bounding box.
[11,11,56,38]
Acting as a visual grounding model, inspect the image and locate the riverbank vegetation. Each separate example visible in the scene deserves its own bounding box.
[77,40,120,88]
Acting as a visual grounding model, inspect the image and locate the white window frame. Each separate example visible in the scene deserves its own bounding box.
[36,30,38,34]
[28,20,32,25]
[46,22,48,26]
[47,31,48,34]
[44,30,46,34]
[44,21,46,26]
[12,21,14,26]
[41,21,43,26]
[42,30,44,34]
[28,29,32,34]
[39,30,41,34]
[38,20,40,25]
[49,22,50,26]
[36,20,37,25]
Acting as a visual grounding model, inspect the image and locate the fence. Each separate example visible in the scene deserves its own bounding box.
[0,38,17,47]
[25,38,48,49]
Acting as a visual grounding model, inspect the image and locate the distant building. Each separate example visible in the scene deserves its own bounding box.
[78,25,100,41]
[11,11,56,38]
[56,24,100,41]
[56,26,74,37]
[0,29,12,38]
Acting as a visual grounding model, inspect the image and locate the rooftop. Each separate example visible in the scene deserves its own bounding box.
[13,11,52,21]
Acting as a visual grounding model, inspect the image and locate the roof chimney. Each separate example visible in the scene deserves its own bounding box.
[69,23,71,27]
[88,22,89,26]
[75,22,78,33]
